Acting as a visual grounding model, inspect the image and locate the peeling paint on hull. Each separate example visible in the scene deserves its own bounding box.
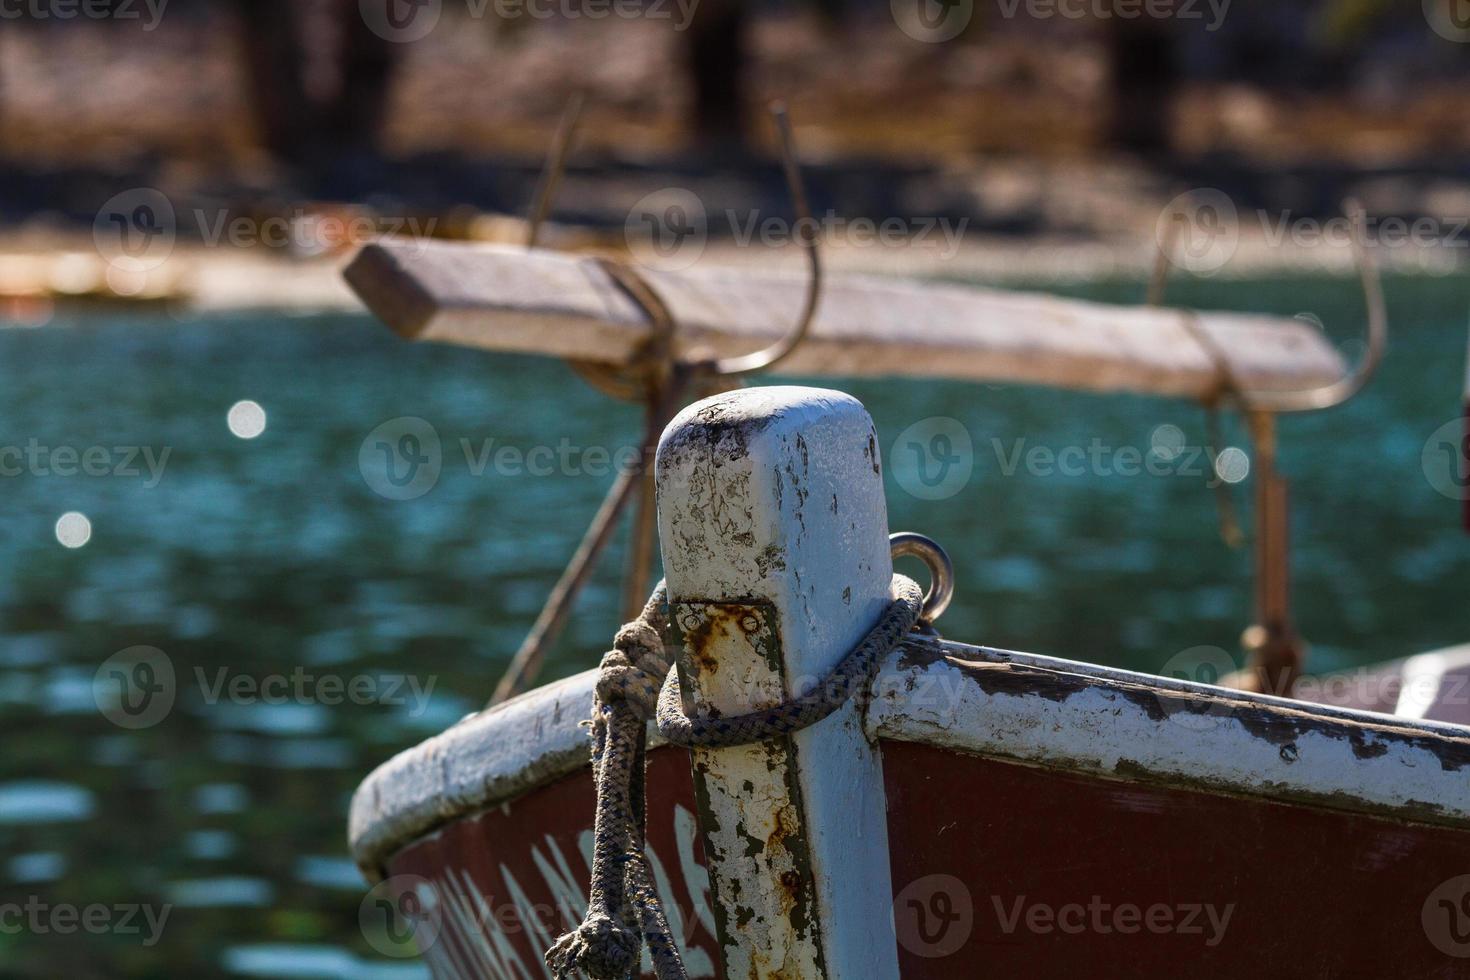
[382,731,1470,978]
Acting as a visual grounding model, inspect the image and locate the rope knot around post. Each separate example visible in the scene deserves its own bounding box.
[594,608,673,720]
[548,572,925,980]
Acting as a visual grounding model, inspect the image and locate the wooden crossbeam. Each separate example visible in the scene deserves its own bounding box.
[346,239,1346,400]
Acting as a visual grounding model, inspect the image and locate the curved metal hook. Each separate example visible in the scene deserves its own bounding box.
[1232,199,1387,414]
[525,93,586,250]
[711,101,823,378]
[890,532,954,626]
[1146,193,1183,308]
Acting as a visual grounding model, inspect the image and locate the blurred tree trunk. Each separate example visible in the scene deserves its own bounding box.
[233,0,313,163]
[322,0,400,150]
[1104,17,1177,157]
[686,0,749,152]
[233,0,400,166]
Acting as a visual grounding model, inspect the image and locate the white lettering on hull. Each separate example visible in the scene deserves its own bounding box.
[413,803,716,979]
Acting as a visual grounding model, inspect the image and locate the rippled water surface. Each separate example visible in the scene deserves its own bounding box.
[1,272,1467,976]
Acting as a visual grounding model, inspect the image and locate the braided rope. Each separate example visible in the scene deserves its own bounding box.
[546,575,924,979]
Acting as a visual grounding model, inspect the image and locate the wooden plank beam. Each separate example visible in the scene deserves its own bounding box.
[346,239,1347,400]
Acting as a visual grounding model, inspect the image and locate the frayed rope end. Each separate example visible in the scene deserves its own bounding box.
[545,913,640,979]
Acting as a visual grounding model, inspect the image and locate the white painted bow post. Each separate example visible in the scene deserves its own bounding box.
[654,385,902,979]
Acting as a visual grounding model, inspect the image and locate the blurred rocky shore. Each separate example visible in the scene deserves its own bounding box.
[3,7,1470,309]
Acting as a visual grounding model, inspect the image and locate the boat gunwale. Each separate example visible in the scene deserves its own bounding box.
[349,637,1470,882]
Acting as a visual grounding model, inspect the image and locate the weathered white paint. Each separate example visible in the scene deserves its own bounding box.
[872,639,1470,829]
[348,638,1470,886]
[348,670,599,883]
[345,240,1347,399]
[654,386,901,980]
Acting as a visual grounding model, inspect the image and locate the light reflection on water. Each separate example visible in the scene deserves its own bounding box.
[222,945,429,979]
[0,782,96,825]
[8,850,66,883]
[166,877,276,909]
[0,273,1467,975]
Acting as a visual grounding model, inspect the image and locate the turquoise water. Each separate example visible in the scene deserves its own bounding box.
[0,272,1467,976]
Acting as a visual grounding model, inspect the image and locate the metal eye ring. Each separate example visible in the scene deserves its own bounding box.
[890,532,954,626]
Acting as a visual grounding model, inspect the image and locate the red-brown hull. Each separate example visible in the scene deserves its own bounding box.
[386,741,1470,978]
[389,747,720,977]
[884,741,1470,978]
